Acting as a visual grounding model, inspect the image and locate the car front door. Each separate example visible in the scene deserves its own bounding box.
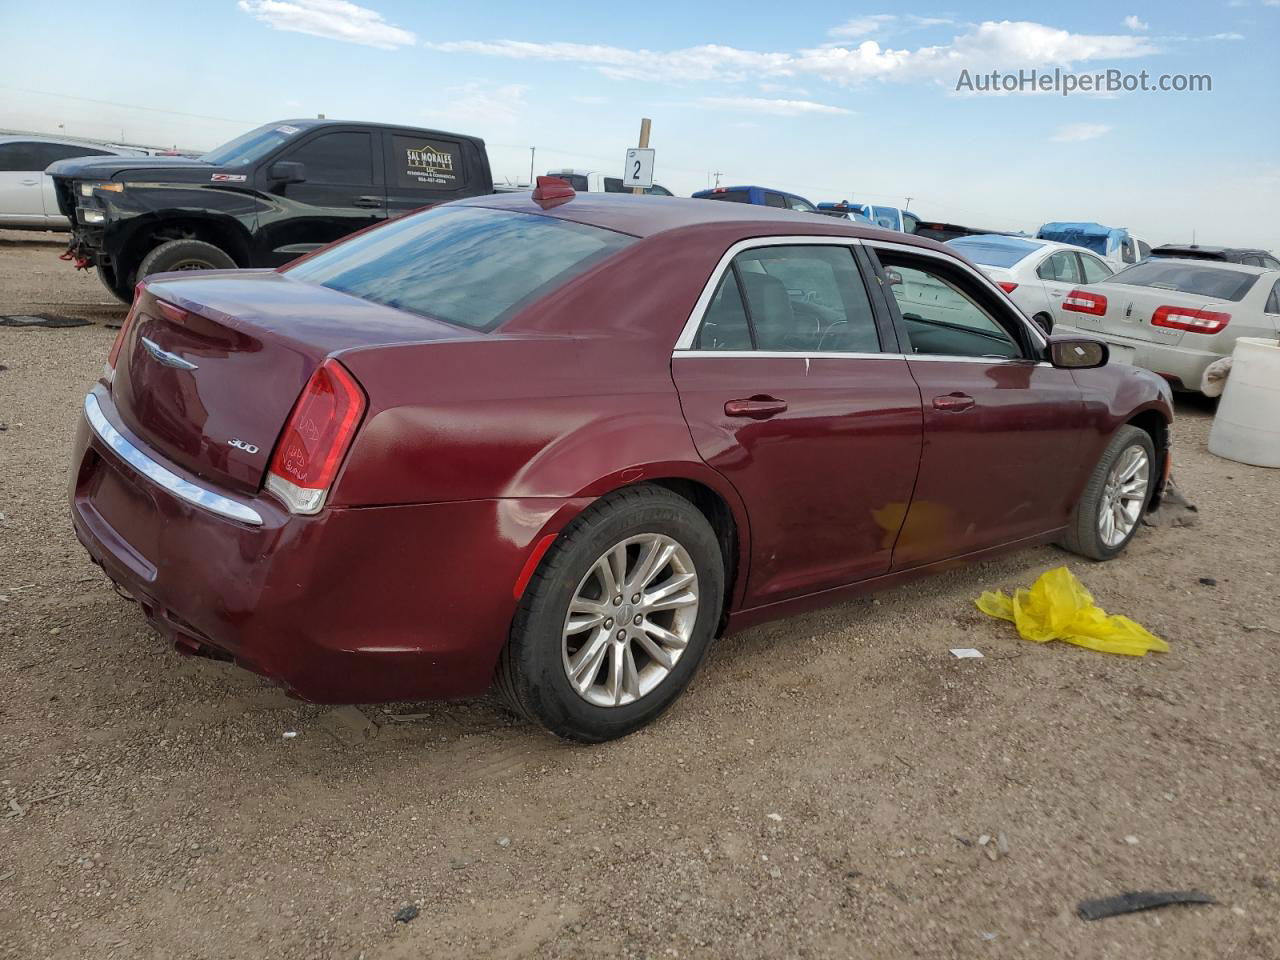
[254,129,385,266]
[1036,250,1085,318]
[671,240,924,607]
[867,242,1088,569]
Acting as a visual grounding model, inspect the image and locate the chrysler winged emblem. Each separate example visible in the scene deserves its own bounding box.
[141,337,198,371]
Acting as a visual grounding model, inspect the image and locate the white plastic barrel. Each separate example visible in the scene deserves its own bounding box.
[1208,337,1280,468]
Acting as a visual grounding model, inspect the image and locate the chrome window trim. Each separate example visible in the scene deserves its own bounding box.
[672,235,866,352]
[84,392,264,527]
[672,349,903,361]
[863,238,1051,352]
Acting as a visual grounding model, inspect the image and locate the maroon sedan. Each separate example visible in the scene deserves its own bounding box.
[69,184,1173,741]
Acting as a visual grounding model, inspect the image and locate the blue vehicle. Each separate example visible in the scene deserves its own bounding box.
[839,203,920,234]
[692,185,819,213]
[1037,221,1153,269]
[815,202,874,225]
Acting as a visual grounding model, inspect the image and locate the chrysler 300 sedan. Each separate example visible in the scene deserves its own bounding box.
[70,183,1174,741]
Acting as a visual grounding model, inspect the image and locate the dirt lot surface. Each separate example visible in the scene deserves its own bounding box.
[1,232,1278,959]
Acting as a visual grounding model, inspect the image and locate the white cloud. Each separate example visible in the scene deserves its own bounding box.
[1123,15,1149,30]
[425,83,528,129]
[698,96,853,116]
[1208,32,1245,39]
[571,95,607,105]
[1050,122,1113,142]
[828,15,897,38]
[237,0,415,49]
[431,21,1159,87]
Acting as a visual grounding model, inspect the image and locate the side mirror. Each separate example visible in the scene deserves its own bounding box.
[883,268,903,286]
[267,160,307,184]
[1048,337,1109,370]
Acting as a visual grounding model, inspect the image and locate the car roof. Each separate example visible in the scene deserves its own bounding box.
[1151,244,1271,257]
[453,191,942,246]
[0,134,137,151]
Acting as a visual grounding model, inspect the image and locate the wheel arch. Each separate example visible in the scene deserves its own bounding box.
[113,212,253,283]
[1126,406,1172,509]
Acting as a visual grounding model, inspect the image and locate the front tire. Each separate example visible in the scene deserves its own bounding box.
[96,264,133,304]
[1061,425,1155,561]
[497,485,725,742]
[136,239,236,280]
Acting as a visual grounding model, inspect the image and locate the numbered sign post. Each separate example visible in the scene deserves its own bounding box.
[625,118,654,194]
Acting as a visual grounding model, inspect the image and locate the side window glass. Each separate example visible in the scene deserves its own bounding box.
[694,271,753,350]
[1267,281,1280,315]
[1039,252,1082,283]
[763,193,788,208]
[287,132,373,186]
[878,255,1023,360]
[1121,240,1136,264]
[0,142,39,171]
[1264,257,1280,270]
[35,144,110,166]
[1080,255,1113,283]
[645,184,672,196]
[787,197,816,213]
[603,177,624,193]
[1137,240,1151,258]
[736,245,880,353]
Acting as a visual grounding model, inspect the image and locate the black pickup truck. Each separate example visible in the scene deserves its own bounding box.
[49,119,493,302]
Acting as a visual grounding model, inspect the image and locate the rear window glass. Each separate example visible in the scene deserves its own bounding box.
[286,206,633,331]
[704,190,750,203]
[1107,261,1260,302]
[947,236,1041,268]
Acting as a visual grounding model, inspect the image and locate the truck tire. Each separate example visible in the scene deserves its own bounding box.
[96,264,133,304]
[136,239,236,280]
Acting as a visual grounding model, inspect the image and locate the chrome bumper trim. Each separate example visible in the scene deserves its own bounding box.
[84,392,264,527]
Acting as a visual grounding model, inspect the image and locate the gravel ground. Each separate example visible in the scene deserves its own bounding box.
[1,232,1278,959]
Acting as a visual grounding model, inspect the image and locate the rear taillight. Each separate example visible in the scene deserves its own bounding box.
[1063,289,1108,316]
[1151,305,1231,335]
[997,281,1019,294]
[266,359,366,516]
[105,282,146,381]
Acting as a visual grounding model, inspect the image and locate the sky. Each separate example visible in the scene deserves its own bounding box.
[2,0,1278,248]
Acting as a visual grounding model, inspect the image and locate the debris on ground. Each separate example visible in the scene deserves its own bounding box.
[975,566,1168,657]
[497,836,511,848]
[315,706,380,746]
[1142,476,1199,529]
[949,648,983,659]
[1077,890,1215,921]
[393,904,419,924]
[1199,577,1218,587]
[0,314,91,328]
[282,731,298,740]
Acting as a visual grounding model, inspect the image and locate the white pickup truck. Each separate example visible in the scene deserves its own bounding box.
[545,168,674,196]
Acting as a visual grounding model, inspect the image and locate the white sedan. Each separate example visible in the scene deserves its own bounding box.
[1054,258,1280,393]
[946,234,1114,333]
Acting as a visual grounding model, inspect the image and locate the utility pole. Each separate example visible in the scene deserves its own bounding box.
[529,147,536,186]
[713,170,724,187]
[904,196,914,211]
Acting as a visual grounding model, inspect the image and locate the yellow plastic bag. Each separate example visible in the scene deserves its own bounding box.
[975,566,1168,657]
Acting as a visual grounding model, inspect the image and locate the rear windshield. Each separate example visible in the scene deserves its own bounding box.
[1107,261,1260,302]
[947,236,1041,268]
[285,206,633,330]
[703,190,750,203]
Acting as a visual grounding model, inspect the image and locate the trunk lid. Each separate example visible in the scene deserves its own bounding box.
[1084,284,1229,346]
[111,270,474,494]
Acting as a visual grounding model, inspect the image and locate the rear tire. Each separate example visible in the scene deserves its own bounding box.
[497,485,724,742]
[136,239,236,280]
[1061,425,1155,561]
[1032,311,1054,334]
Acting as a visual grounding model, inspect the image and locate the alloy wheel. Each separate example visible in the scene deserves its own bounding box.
[1098,445,1149,548]
[561,534,700,707]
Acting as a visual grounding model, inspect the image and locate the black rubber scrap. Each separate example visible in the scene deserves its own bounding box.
[1077,890,1215,921]
[393,904,419,924]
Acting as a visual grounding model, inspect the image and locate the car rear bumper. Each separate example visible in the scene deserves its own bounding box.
[70,385,577,703]
[1055,323,1225,391]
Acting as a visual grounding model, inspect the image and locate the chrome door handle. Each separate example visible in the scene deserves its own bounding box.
[933,393,975,412]
[21,178,39,186]
[352,196,383,208]
[725,396,788,419]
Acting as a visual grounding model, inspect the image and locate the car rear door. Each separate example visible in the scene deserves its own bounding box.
[866,241,1088,568]
[1036,249,1085,315]
[382,130,475,218]
[671,240,923,608]
[254,128,386,266]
